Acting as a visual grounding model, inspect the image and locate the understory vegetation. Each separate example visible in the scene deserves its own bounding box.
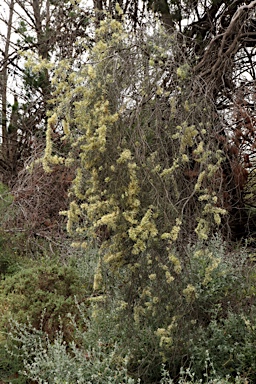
[1,0,256,383]
[1,222,256,383]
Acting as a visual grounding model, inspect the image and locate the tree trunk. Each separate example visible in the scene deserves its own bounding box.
[0,0,14,169]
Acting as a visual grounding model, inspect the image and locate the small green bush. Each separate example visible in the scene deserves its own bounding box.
[0,259,88,341]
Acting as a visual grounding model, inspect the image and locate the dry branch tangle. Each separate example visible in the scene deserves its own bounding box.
[195,0,256,87]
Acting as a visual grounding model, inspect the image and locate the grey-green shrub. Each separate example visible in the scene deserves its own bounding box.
[189,313,256,381]
[9,319,137,384]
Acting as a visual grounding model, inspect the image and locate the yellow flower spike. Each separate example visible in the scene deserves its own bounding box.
[195,171,206,191]
[182,154,189,163]
[195,218,209,240]
[183,284,198,303]
[165,270,174,284]
[214,213,221,225]
[193,141,204,155]
[117,149,132,163]
[168,254,182,274]
[87,64,96,79]
[62,120,70,136]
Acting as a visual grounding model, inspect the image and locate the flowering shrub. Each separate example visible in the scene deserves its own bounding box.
[40,9,228,314]
[18,8,255,384]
